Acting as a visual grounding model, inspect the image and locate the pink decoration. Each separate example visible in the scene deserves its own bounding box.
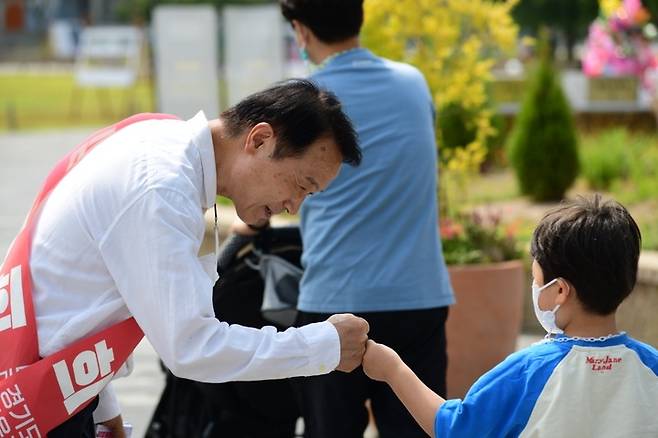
[582,0,658,90]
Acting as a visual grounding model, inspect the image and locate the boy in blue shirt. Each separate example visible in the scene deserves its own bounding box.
[363,195,658,437]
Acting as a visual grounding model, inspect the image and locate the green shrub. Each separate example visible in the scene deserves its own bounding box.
[506,36,579,201]
[581,129,630,190]
[640,218,658,251]
[580,130,658,204]
[438,102,508,169]
[438,102,476,151]
[485,112,509,168]
[628,143,658,202]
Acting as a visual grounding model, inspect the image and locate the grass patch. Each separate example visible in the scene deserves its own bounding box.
[640,220,658,251]
[580,129,658,205]
[0,73,154,131]
[461,169,520,206]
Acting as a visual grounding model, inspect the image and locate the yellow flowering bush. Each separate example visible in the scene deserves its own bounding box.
[362,0,519,212]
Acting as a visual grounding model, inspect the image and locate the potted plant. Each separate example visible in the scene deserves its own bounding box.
[360,0,522,400]
[441,210,526,399]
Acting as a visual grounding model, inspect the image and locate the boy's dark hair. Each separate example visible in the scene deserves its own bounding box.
[531,194,641,315]
[221,79,361,166]
[280,0,363,44]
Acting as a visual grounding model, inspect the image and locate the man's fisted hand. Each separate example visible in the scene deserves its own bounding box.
[327,313,370,372]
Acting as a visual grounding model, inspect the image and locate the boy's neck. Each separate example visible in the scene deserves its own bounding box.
[311,36,360,65]
[562,312,618,338]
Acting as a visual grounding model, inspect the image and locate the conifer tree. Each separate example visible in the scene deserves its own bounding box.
[507,33,580,201]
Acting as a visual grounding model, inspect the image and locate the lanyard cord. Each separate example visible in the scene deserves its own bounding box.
[214,204,219,260]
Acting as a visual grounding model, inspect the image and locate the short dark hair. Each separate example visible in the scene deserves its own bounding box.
[280,0,363,44]
[221,79,361,166]
[530,194,641,315]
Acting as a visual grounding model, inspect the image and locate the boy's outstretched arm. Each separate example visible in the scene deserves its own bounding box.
[363,340,446,438]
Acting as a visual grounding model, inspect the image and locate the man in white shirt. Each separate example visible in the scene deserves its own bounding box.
[23,79,367,436]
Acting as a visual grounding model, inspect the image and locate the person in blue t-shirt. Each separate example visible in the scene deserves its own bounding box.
[363,195,658,437]
[278,0,454,436]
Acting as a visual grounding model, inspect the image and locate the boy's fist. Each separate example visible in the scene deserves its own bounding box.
[362,339,402,382]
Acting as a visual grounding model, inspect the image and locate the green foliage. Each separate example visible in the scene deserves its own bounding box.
[580,129,658,204]
[640,0,658,26]
[438,102,508,168]
[581,129,630,190]
[438,102,476,151]
[627,141,658,202]
[511,0,598,61]
[640,217,658,251]
[506,37,579,201]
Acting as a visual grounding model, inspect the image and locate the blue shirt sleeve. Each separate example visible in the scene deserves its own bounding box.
[625,337,658,377]
[435,343,568,437]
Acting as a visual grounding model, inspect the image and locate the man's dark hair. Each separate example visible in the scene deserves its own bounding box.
[280,0,363,43]
[530,194,641,315]
[221,79,361,166]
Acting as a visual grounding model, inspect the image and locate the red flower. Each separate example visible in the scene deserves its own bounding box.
[440,219,463,240]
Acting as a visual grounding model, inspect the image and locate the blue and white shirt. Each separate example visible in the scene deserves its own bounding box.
[435,334,658,437]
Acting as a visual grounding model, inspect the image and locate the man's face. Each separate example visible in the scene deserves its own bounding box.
[232,130,342,227]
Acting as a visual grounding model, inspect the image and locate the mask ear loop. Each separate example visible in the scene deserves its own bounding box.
[214,204,219,261]
[548,278,564,336]
[540,278,560,292]
[549,277,570,310]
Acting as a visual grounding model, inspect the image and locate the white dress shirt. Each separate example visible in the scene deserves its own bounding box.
[31,112,340,419]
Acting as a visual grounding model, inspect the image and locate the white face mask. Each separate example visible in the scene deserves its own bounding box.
[532,278,563,335]
[299,47,319,74]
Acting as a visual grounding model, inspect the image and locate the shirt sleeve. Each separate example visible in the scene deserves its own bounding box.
[99,187,340,382]
[434,347,560,437]
[93,383,121,423]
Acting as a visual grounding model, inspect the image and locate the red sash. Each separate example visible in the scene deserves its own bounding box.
[0,113,179,435]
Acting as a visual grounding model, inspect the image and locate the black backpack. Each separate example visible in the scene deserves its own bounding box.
[145,227,303,438]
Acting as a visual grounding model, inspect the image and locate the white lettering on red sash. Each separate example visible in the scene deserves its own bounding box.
[0,266,26,332]
[0,384,41,437]
[586,355,623,372]
[52,341,115,414]
[0,366,28,381]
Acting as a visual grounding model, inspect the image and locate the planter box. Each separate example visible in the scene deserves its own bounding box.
[446,260,525,399]
[616,252,658,347]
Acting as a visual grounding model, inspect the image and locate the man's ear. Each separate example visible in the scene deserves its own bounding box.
[292,19,310,47]
[244,122,275,156]
[555,278,573,306]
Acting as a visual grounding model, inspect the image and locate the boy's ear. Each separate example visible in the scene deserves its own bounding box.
[292,20,310,46]
[244,122,275,156]
[555,278,573,305]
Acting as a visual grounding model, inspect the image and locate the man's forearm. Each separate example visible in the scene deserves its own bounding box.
[387,362,446,438]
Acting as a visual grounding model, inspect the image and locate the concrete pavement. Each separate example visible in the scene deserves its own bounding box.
[0,129,90,257]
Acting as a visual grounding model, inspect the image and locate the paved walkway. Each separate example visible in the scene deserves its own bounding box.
[0,129,543,437]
